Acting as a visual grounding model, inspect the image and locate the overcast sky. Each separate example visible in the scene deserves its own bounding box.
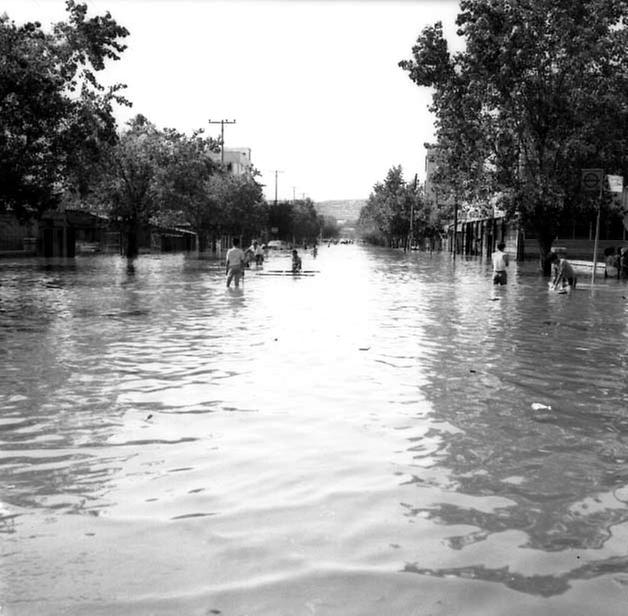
[6,0,461,202]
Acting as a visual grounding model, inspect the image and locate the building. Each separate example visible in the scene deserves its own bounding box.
[449,204,628,262]
[0,210,37,255]
[427,143,628,261]
[210,147,253,176]
[0,207,197,258]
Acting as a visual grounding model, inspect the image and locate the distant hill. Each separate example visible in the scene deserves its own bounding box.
[314,199,365,223]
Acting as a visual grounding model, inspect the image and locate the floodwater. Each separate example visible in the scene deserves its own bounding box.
[1,245,628,616]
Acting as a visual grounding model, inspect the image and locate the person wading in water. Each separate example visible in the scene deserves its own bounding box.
[491,242,509,285]
[225,238,245,288]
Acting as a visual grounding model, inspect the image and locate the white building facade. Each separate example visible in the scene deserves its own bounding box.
[210,147,253,176]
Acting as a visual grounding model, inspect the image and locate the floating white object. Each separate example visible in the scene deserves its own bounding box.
[531,402,552,411]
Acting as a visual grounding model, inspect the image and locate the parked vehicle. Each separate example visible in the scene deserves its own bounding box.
[267,240,290,250]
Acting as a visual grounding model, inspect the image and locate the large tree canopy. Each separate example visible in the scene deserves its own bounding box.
[212,172,267,239]
[95,115,172,257]
[95,115,267,257]
[400,0,628,266]
[154,128,221,250]
[0,1,129,220]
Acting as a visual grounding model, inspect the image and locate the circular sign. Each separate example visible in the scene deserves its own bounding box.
[583,172,601,190]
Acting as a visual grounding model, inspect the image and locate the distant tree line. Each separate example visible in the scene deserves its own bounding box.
[357,166,440,249]
[0,2,335,257]
[268,199,338,244]
[399,0,628,271]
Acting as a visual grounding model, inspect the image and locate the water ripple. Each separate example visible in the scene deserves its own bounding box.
[2,249,628,613]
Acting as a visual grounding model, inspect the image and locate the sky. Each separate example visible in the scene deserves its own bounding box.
[5,0,461,202]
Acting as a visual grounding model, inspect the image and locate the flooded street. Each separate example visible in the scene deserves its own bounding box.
[2,244,628,615]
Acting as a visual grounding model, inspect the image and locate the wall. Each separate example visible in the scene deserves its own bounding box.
[0,212,37,253]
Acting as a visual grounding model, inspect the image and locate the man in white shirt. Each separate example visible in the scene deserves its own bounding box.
[491,242,509,285]
[225,238,245,288]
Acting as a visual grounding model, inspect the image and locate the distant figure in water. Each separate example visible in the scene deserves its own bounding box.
[254,241,264,267]
[225,238,245,288]
[312,243,318,258]
[491,242,509,285]
[244,242,255,269]
[549,251,577,291]
[291,249,302,273]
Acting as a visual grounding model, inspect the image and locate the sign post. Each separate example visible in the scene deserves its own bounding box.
[582,169,604,283]
[623,189,628,235]
[452,197,458,260]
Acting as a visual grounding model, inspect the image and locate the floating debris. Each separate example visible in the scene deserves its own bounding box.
[531,402,552,411]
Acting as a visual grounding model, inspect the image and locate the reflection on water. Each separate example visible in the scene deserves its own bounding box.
[1,247,628,615]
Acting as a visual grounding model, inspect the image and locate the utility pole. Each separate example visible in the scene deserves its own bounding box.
[208,119,236,165]
[592,175,603,283]
[452,190,459,260]
[409,173,418,251]
[273,170,283,206]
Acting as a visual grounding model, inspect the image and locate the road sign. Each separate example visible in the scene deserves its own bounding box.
[607,174,623,193]
[582,169,604,192]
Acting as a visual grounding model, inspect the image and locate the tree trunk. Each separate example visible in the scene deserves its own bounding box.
[195,226,207,253]
[535,229,554,276]
[126,220,139,259]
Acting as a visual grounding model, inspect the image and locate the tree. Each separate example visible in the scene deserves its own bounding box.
[266,199,323,244]
[156,128,221,251]
[292,198,322,243]
[0,1,129,220]
[268,201,295,241]
[400,1,628,271]
[97,115,170,258]
[358,166,426,248]
[210,172,267,240]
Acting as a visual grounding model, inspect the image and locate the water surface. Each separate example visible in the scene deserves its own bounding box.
[1,246,628,615]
